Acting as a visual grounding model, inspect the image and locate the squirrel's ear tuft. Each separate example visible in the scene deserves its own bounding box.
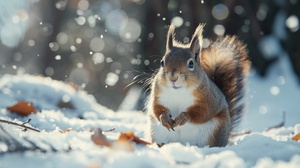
[166,25,175,50]
[190,24,204,62]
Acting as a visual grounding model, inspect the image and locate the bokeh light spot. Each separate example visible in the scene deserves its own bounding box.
[277,76,286,85]
[49,42,59,51]
[55,1,67,10]
[78,0,89,11]
[105,72,119,86]
[69,68,90,85]
[213,24,225,36]
[76,16,86,25]
[212,4,229,20]
[92,53,105,64]
[57,32,68,45]
[55,55,61,60]
[90,37,105,52]
[270,86,280,95]
[259,105,268,114]
[171,16,184,27]
[286,15,299,32]
[105,10,127,35]
[119,18,141,42]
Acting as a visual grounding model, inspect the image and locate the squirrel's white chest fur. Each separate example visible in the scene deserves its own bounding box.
[158,86,194,117]
[148,86,219,147]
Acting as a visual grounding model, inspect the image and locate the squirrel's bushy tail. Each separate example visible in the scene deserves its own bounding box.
[201,36,250,131]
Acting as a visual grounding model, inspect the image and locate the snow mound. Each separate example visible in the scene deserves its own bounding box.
[0,74,113,118]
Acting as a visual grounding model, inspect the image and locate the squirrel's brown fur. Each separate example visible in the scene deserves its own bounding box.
[146,24,250,147]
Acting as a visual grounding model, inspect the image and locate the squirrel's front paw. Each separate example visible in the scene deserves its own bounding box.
[173,112,190,127]
[159,112,174,131]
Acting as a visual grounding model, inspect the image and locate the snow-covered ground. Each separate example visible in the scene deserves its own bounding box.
[0,55,300,168]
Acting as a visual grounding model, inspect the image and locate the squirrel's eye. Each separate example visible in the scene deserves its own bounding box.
[160,60,164,67]
[187,59,194,71]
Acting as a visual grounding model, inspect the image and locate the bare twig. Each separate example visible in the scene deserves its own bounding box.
[0,119,41,132]
[0,121,74,154]
[230,130,252,137]
[103,127,115,132]
[266,111,286,131]
[22,119,31,125]
[91,127,116,133]
[21,119,32,132]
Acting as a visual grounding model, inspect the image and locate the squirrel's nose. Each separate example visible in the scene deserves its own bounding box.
[169,76,178,82]
[169,69,178,82]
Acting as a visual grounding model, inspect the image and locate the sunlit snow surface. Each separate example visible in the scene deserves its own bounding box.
[0,56,300,168]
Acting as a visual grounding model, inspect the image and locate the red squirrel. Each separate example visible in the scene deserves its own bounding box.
[146,24,250,147]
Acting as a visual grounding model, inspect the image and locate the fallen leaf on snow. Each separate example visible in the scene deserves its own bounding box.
[113,132,152,151]
[7,101,37,116]
[67,82,78,91]
[58,128,73,133]
[114,138,134,151]
[91,129,151,151]
[91,128,112,147]
[118,131,152,145]
[292,133,300,141]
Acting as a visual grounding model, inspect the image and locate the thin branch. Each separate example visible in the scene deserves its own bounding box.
[266,111,286,131]
[103,127,115,132]
[0,123,70,154]
[0,119,41,132]
[21,119,31,132]
[22,119,31,125]
[230,130,252,137]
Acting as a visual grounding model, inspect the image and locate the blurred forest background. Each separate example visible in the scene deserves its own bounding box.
[0,0,299,110]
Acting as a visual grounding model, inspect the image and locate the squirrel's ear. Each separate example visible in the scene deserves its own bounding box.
[190,24,204,62]
[166,25,175,50]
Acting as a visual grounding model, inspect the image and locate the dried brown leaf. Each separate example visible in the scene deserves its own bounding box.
[91,129,151,151]
[91,128,111,147]
[7,101,37,116]
[58,128,73,133]
[114,138,134,151]
[67,82,78,91]
[292,133,300,141]
[118,131,152,145]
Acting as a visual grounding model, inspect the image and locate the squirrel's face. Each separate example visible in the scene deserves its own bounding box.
[156,24,204,89]
[158,48,199,89]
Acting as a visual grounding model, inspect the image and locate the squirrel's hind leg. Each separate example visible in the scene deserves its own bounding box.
[210,109,231,147]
